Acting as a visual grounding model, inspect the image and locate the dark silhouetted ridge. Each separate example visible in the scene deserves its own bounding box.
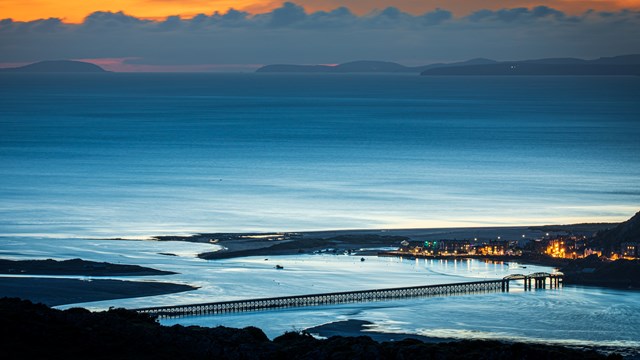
[0,298,619,360]
[561,255,640,289]
[0,60,107,73]
[257,60,415,73]
[257,55,640,75]
[421,54,640,75]
[257,59,500,73]
[591,211,640,252]
[333,60,410,72]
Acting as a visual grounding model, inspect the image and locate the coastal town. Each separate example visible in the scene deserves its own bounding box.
[382,212,640,261]
[387,234,638,260]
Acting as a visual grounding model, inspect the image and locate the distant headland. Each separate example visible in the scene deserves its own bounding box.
[257,54,640,75]
[0,60,107,73]
[256,58,496,74]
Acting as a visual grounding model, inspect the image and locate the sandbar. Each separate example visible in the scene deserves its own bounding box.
[0,277,197,306]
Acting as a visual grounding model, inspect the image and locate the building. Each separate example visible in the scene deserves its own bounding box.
[421,240,471,255]
[621,242,639,259]
[473,241,509,255]
[439,240,471,254]
[584,248,603,257]
[544,236,585,259]
[423,240,439,255]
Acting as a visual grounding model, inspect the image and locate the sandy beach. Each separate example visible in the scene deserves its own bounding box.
[305,319,453,343]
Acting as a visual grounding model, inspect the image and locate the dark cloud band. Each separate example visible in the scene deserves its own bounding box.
[1,2,638,67]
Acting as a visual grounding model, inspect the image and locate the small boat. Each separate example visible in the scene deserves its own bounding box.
[360,257,365,262]
[275,265,284,269]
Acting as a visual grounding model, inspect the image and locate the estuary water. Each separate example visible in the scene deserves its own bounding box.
[1,73,639,237]
[1,238,639,356]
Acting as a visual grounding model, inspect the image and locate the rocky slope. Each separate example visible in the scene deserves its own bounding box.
[0,298,622,360]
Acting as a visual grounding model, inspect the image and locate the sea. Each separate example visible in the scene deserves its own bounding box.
[1,73,640,356]
[0,73,639,237]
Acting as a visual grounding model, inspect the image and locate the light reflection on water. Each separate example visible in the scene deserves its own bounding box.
[1,75,639,238]
[1,237,639,354]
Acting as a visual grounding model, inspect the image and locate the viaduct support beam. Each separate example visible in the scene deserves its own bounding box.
[135,275,563,319]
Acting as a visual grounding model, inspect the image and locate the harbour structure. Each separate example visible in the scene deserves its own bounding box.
[134,273,563,319]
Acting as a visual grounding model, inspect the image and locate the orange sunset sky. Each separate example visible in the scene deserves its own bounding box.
[2,0,639,22]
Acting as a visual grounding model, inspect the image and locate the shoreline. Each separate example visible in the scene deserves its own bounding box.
[0,258,176,277]
[305,319,636,358]
[3,297,624,360]
[305,319,455,343]
[0,277,198,307]
[193,225,555,260]
[1,221,631,307]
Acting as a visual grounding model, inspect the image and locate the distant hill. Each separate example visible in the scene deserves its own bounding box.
[256,58,498,73]
[257,55,640,75]
[0,60,107,73]
[416,58,497,72]
[529,223,618,235]
[421,54,640,76]
[257,60,417,73]
[591,211,640,253]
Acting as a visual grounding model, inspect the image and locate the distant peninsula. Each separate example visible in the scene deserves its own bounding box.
[0,60,107,73]
[0,258,176,276]
[256,58,496,74]
[257,54,640,75]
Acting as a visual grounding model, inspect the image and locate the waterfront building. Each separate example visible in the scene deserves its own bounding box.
[474,241,509,255]
[439,240,471,255]
[621,242,639,259]
[544,236,586,259]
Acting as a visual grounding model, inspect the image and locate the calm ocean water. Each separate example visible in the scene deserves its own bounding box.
[1,74,639,237]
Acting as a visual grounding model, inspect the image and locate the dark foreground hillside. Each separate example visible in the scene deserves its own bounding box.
[561,256,640,289]
[0,298,621,360]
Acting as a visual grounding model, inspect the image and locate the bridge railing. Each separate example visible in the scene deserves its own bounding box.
[134,279,505,318]
[133,273,562,319]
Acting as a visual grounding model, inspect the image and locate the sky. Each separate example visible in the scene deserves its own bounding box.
[1,0,639,71]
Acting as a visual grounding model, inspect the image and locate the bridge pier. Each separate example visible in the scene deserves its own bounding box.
[503,272,563,292]
[134,273,563,319]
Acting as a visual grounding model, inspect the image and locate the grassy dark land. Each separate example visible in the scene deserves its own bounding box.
[591,212,640,253]
[0,278,198,306]
[561,256,640,289]
[0,258,176,276]
[0,298,622,360]
[528,223,618,235]
[198,235,408,260]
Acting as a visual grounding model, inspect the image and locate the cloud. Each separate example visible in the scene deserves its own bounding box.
[0,2,638,70]
[268,1,306,26]
[422,8,452,25]
[83,11,147,27]
[467,6,567,22]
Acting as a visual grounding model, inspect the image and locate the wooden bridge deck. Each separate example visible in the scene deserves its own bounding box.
[134,273,562,319]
